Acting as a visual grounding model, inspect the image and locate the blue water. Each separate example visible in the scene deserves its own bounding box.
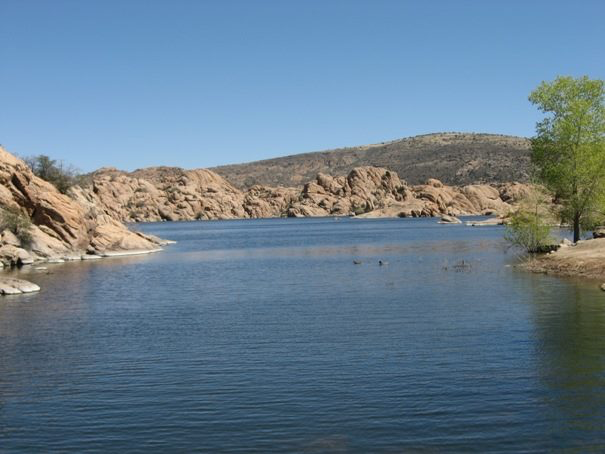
[1,217,604,452]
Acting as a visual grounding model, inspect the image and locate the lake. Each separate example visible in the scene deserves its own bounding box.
[1,217,604,452]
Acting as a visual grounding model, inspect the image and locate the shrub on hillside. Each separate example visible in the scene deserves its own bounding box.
[0,207,33,245]
[23,155,82,194]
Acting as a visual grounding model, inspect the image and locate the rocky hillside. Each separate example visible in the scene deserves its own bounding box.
[76,165,530,223]
[72,166,250,222]
[212,132,531,189]
[0,147,163,268]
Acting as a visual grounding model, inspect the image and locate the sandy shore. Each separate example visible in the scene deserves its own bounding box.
[523,238,605,281]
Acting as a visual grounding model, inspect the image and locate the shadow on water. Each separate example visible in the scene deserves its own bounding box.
[523,275,605,450]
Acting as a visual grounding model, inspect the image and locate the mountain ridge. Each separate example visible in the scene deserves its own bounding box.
[211,132,531,189]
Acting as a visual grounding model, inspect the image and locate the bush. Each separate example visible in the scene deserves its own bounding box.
[24,155,81,194]
[505,211,556,253]
[504,187,557,253]
[0,207,33,245]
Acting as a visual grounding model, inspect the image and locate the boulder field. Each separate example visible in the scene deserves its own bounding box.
[73,165,530,222]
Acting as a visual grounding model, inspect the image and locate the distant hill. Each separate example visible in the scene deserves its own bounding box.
[212,132,531,189]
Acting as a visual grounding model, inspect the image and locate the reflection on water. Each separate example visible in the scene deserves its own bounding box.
[525,278,605,449]
[0,217,604,452]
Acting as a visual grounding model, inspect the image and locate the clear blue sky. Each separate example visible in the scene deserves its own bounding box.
[1,0,604,172]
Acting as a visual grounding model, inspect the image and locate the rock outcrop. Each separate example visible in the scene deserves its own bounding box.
[593,227,605,239]
[0,277,40,295]
[0,147,162,267]
[70,166,248,222]
[76,165,528,222]
[283,168,524,219]
[439,215,462,224]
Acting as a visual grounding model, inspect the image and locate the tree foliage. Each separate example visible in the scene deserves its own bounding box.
[504,186,557,253]
[529,75,605,242]
[24,155,81,194]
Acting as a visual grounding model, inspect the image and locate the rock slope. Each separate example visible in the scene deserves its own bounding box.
[0,147,162,267]
[76,165,530,222]
[212,132,531,189]
[71,166,249,222]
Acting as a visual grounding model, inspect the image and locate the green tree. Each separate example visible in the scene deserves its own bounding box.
[529,75,605,243]
[504,186,556,253]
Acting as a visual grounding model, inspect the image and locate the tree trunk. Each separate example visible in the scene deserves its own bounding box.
[573,213,581,243]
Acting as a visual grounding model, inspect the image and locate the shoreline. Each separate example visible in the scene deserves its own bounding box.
[1,214,503,295]
[125,215,605,285]
[7,215,602,294]
[0,246,172,295]
[521,238,605,283]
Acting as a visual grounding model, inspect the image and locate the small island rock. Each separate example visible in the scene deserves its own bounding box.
[0,277,41,295]
[439,215,462,224]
